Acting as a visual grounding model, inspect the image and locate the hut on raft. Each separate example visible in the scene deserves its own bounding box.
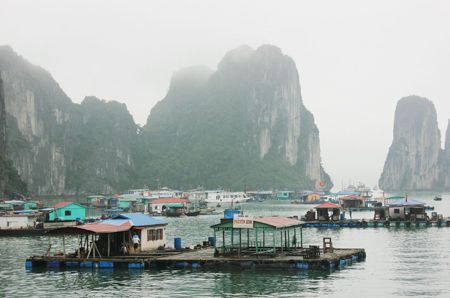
[388,197,428,221]
[314,202,342,221]
[45,213,168,258]
[211,215,304,256]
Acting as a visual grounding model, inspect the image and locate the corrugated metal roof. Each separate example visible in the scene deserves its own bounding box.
[47,213,167,234]
[149,198,188,204]
[110,213,168,226]
[254,217,303,228]
[339,195,365,200]
[49,202,73,209]
[314,202,342,209]
[388,198,425,206]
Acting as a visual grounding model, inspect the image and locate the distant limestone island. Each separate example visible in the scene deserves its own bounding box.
[379,95,450,190]
[0,44,332,196]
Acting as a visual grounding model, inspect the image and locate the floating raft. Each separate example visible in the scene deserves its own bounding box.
[302,219,450,228]
[26,247,366,271]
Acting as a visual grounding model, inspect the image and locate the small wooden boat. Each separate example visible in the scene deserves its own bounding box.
[434,195,442,201]
[186,211,201,216]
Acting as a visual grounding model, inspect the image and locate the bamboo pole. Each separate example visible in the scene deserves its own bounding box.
[77,234,80,258]
[85,241,94,259]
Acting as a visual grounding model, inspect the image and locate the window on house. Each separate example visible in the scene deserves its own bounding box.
[394,209,400,214]
[65,210,71,216]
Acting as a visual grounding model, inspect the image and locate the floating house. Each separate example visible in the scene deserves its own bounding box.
[117,194,143,209]
[0,212,41,229]
[45,213,168,256]
[299,192,322,203]
[339,195,366,208]
[314,202,342,221]
[24,201,39,210]
[45,202,87,221]
[276,191,297,199]
[388,198,427,221]
[148,197,188,213]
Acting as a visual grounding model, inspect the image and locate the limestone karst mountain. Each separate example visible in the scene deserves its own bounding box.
[379,95,450,190]
[141,45,331,191]
[0,44,331,194]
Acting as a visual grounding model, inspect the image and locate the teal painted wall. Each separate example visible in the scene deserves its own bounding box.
[118,200,133,208]
[24,202,38,210]
[49,204,87,220]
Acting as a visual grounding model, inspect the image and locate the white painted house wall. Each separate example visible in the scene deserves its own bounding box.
[0,214,38,229]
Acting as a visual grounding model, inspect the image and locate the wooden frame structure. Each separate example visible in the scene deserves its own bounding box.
[211,216,303,257]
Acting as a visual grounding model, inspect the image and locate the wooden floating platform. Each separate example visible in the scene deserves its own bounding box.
[302,219,450,228]
[26,247,366,271]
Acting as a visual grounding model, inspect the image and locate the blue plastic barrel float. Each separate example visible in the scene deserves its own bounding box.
[208,236,215,246]
[174,237,182,249]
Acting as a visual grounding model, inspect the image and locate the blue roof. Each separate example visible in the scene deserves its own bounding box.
[336,191,361,196]
[110,213,168,226]
[388,198,425,206]
[257,191,273,194]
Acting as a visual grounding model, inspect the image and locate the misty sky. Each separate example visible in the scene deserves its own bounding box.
[1,1,449,191]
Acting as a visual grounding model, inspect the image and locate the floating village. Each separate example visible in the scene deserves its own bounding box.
[0,184,447,272]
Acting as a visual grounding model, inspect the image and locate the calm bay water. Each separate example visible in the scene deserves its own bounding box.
[1,191,449,297]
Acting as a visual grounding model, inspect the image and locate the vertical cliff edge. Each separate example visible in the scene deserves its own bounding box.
[379,95,449,190]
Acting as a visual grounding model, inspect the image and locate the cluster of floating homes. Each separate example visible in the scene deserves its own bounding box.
[3,186,448,272]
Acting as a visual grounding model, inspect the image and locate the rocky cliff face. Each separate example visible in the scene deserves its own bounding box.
[0,70,6,154]
[379,96,444,190]
[0,46,138,195]
[143,45,331,190]
[442,120,450,187]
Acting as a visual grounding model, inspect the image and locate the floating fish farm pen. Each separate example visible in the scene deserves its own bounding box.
[26,215,366,271]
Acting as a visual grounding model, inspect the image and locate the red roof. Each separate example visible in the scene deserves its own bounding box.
[149,198,188,204]
[48,220,132,235]
[315,202,342,209]
[339,195,365,200]
[49,202,74,209]
[254,216,302,227]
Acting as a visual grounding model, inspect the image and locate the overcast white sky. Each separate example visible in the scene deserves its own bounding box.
[1,0,449,191]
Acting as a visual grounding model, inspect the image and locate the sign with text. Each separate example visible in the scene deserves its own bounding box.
[233,214,254,228]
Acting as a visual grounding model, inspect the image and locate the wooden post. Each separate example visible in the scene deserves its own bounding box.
[77,234,80,258]
[273,229,276,254]
[92,235,95,259]
[108,233,110,257]
[231,228,234,247]
[222,230,225,251]
[280,230,283,253]
[213,229,216,252]
[45,235,51,257]
[239,228,242,251]
[255,228,258,254]
[247,229,249,248]
[301,227,303,248]
[63,234,66,258]
[263,230,265,248]
[85,241,94,259]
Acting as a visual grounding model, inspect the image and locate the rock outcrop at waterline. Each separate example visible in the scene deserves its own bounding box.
[379,96,449,190]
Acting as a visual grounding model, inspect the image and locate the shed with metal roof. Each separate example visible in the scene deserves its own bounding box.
[47,213,168,257]
[314,202,342,221]
[211,216,304,257]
